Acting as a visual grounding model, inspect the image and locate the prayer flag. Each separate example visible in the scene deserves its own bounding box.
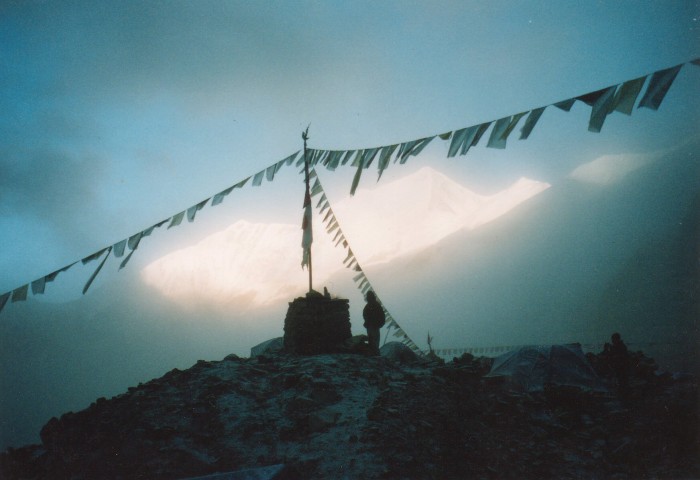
[350,159,364,196]
[128,232,142,250]
[377,144,398,180]
[326,151,343,170]
[31,278,46,295]
[235,177,250,188]
[553,98,575,111]
[168,211,185,229]
[612,76,646,115]
[82,248,108,265]
[252,170,265,186]
[448,125,481,157]
[212,185,236,206]
[520,107,546,140]
[187,199,209,222]
[0,292,9,314]
[577,87,609,106]
[588,85,617,133]
[12,285,28,302]
[638,64,682,110]
[113,239,127,258]
[341,150,356,166]
[487,114,525,149]
[397,136,434,164]
[310,179,323,197]
[283,151,300,166]
[301,189,312,270]
[46,263,76,283]
[499,112,527,143]
[83,246,112,294]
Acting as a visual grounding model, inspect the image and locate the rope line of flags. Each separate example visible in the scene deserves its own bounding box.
[0,151,300,314]
[1,58,698,316]
[307,169,423,354]
[300,60,698,195]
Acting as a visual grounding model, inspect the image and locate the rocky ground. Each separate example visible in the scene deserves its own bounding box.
[0,345,698,480]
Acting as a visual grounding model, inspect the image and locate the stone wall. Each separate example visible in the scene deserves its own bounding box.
[283,295,352,355]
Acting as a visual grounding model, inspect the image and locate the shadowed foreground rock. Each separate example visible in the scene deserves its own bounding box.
[0,348,697,479]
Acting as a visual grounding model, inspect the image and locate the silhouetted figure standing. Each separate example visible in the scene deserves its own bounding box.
[363,291,385,356]
[605,332,630,393]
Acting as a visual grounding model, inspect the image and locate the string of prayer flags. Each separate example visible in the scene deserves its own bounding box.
[447,123,491,157]
[119,231,142,270]
[397,136,434,164]
[309,168,423,354]
[3,59,698,315]
[319,59,696,195]
[142,219,168,237]
[82,247,110,265]
[1,150,304,314]
[46,263,76,284]
[83,246,112,294]
[0,262,76,313]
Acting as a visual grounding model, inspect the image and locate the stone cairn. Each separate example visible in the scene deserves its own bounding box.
[283,292,352,355]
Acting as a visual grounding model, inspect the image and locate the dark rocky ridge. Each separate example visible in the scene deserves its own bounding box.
[0,347,697,479]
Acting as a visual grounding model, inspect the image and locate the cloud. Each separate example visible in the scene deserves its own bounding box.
[568,152,658,186]
[0,146,104,234]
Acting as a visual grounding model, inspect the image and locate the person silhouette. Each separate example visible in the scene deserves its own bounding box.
[607,332,630,393]
[363,291,385,356]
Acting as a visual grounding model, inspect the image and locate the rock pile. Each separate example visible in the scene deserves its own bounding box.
[0,348,697,479]
[283,293,351,355]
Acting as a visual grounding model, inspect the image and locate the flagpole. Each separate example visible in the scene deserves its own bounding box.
[302,126,313,293]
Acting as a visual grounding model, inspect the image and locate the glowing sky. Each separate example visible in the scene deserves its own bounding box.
[140,168,550,308]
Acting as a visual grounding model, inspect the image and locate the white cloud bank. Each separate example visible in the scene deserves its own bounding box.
[569,152,658,186]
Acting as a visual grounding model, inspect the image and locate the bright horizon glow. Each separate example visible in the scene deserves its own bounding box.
[141,167,550,309]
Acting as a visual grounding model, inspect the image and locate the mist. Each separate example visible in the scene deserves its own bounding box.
[2,135,698,450]
[1,0,699,453]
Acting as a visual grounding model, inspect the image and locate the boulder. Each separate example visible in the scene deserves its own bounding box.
[380,342,419,363]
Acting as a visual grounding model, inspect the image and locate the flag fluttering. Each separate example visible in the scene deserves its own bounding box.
[301,189,313,270]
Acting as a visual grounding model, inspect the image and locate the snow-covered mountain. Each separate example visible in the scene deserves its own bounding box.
[141,167,550,308]
[334,167,550,265]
